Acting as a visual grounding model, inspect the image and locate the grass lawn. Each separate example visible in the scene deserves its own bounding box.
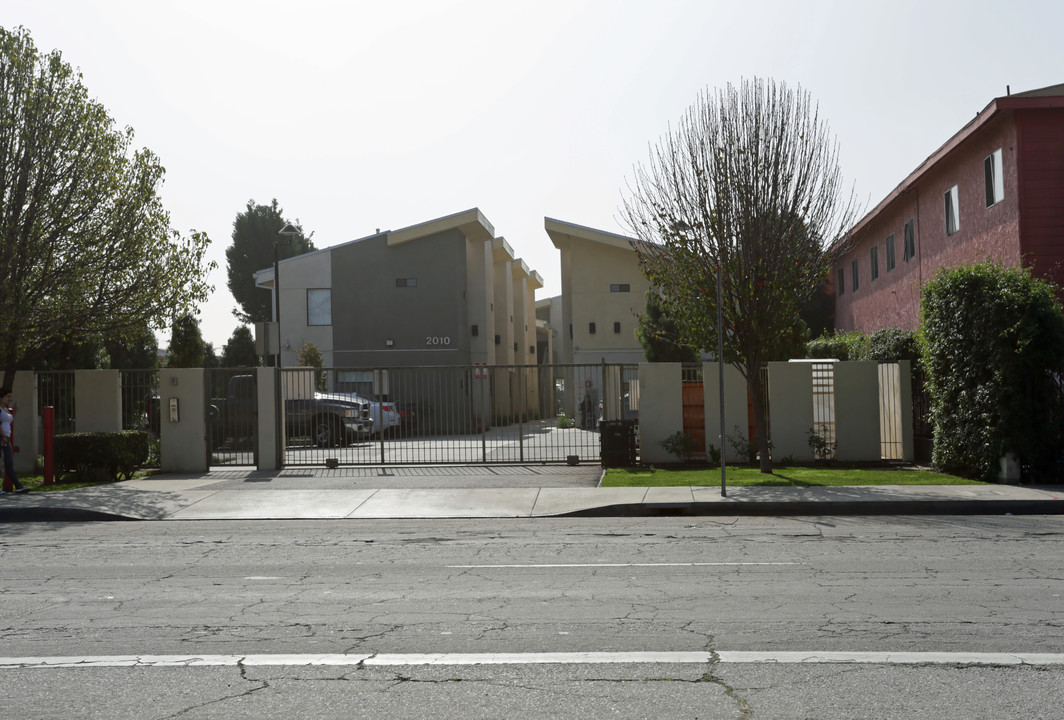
[12,474,133,493]
[603,464,984,487]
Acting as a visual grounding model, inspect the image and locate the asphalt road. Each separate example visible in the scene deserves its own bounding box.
[2,514,1063,718]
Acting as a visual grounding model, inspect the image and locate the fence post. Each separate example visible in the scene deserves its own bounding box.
[43,406,55,485]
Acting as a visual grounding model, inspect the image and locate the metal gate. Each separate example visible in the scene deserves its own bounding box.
[279,363,639,466]
[207,369,258,467]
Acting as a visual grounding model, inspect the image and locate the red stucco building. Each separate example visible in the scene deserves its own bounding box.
[832,83,1064,333]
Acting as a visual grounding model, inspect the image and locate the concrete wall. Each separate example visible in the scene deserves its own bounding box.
[256,367,282,471]
[75,369,122,433]
[766,362,814,462]
[276,247,334,368]
[638,362,683,465]
[12,371,36,475]
[159,368,209,473]
[833,362,882,462]
[702,363,748,463]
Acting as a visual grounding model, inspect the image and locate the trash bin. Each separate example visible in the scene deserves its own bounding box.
[600,419,637,467]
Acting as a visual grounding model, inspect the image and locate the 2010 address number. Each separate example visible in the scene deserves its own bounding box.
[425,336,451,346]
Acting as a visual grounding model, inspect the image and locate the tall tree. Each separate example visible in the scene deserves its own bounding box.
[226,199,315,323]
[636,291,700,363]
[167,314,206,368]
[0,27,214,387]
[104,324,159,369]
[624,78,856,472]
[222,325,259,367]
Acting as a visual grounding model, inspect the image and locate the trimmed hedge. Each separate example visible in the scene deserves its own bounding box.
[806,328,917,363]
[918,262,1064,481]
[54,430,150,482]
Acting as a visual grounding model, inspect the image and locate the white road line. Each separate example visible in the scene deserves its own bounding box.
[3,651,1063,669]
[446,563,799,568]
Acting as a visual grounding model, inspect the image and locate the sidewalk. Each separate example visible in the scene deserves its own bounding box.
[1,466,1062,521]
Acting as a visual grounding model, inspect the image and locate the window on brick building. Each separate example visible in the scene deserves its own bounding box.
[903,219,916,261]
[945,185,960,236]
[837,268,844,296]
[851,259,859,292]
[870,246,879,281]
[985,149,1004,207]
[885,234,896,272]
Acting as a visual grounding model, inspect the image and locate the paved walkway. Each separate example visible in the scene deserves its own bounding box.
[1,466,1062,521]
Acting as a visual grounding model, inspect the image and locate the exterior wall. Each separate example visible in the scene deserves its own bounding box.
[466,235,494,366]
[75,369,122,433]
[12,371,35,475]
[569,240,649,364]
[702,363,748,462]
[766,362,814,462]
[492,239,516,365]
[256,367,282,471]
[331,230,469,367]
[638,362,683,465]
[1017,107,1064,289]
[835,113,1023,332]
[833,362,882,461]
[277,247,333,367]
[159,368,209,473]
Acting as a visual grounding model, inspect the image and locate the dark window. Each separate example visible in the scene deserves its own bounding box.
[985,149,1004,207]
[945,186,960,236]
[494,334,501,345]
[610,283,631,293]
[870,246,879,281]
[903,219,916,261]
[886,234,896,272]
[589,322,596,334]
[851,260,859,292]
[529,346,535,355]
[614,321,621,334]
[395,278,417,287]
[471,325,478,337]
[514,342,518,352]
[569,324,573,339]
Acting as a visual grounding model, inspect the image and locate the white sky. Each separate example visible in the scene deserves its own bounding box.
[4,0,1062,349]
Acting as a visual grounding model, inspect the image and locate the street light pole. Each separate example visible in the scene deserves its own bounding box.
[276,223,300,368]
[717,260,726,497]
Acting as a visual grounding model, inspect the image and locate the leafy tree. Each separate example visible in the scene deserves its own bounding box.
[636,291,700,363]
[167,314,206,368]
[222,325,259,367]
[104,324,159,369]
[919,262,1064,481]
[0,27,214,387]
[203,342,220,370]
[226,199,315,323]
[297,341,327,392]
[624,78,856,472]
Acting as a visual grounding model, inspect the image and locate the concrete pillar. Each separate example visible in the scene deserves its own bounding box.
[638,362,683,465]
[703,363,748,463]
[834,362,882,461]
[257,367,282,470]
[159,368,208,473]
[766,362,814,462]
[12,371,37,475]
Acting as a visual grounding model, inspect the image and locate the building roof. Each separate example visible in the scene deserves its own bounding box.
[835,83,1064,248]
[544,217,639,251]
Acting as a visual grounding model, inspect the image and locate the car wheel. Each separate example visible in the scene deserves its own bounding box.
[314,416,342,448]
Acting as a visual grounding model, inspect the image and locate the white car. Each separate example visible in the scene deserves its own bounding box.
[319,393,401,436]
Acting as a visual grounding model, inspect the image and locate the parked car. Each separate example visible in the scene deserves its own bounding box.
[319,392,401,437]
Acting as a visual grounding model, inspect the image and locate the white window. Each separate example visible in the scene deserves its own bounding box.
[945,186,960,236]
[307,288,332,326]
[985,149,1004,207]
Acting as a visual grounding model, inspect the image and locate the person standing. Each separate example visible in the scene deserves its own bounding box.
[1,387,29,494]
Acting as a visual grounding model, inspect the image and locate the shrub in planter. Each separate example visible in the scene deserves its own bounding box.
[54,430,150,482]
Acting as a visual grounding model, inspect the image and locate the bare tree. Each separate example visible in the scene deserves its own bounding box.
[623,78,856,473]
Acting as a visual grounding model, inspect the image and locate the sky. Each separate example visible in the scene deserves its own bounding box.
[4,0,1062,350]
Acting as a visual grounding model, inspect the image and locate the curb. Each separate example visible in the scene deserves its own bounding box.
[0,507,136,523]
[562,500,1064,518]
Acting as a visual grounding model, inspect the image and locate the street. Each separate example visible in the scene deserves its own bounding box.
[2,514,1063,718]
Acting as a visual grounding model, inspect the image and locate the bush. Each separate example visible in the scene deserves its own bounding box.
[919,262,1064,481]
[659,431,697,464]
[806,330,868,360]
[54,430,150,482]
[557,413,575,429]
[864,327,919,363]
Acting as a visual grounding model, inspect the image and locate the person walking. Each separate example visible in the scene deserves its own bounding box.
[1,387,29,494]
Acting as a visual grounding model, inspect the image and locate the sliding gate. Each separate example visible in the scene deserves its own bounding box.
[279,363,639,466]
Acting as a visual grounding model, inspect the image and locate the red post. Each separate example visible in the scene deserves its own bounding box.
[43,406,55,485]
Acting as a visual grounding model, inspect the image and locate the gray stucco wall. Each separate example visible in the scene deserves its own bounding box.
[330,229,471,367]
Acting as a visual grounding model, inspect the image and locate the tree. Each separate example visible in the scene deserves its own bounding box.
[919,262,1064,481]
[0,27,214,387]
[297,341,327,392]
[104,323,159,369]
[636,291,700,363]
[222,325,259,367]
[226,199,315,324]
[624,78,856,473]
[167,314,206,368]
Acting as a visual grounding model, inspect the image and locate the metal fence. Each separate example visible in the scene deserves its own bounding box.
[278,363,638,466]
[207,369,258,467]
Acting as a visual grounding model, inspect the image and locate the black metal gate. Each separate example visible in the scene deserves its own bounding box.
[207,369,258,467]
[279,363,639,466]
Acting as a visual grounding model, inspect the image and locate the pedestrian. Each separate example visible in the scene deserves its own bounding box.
[1,387,29,494]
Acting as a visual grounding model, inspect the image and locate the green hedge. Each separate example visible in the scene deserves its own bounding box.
[806,328,917,363]
[54,430,150,482]
[918,262,1064,481]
